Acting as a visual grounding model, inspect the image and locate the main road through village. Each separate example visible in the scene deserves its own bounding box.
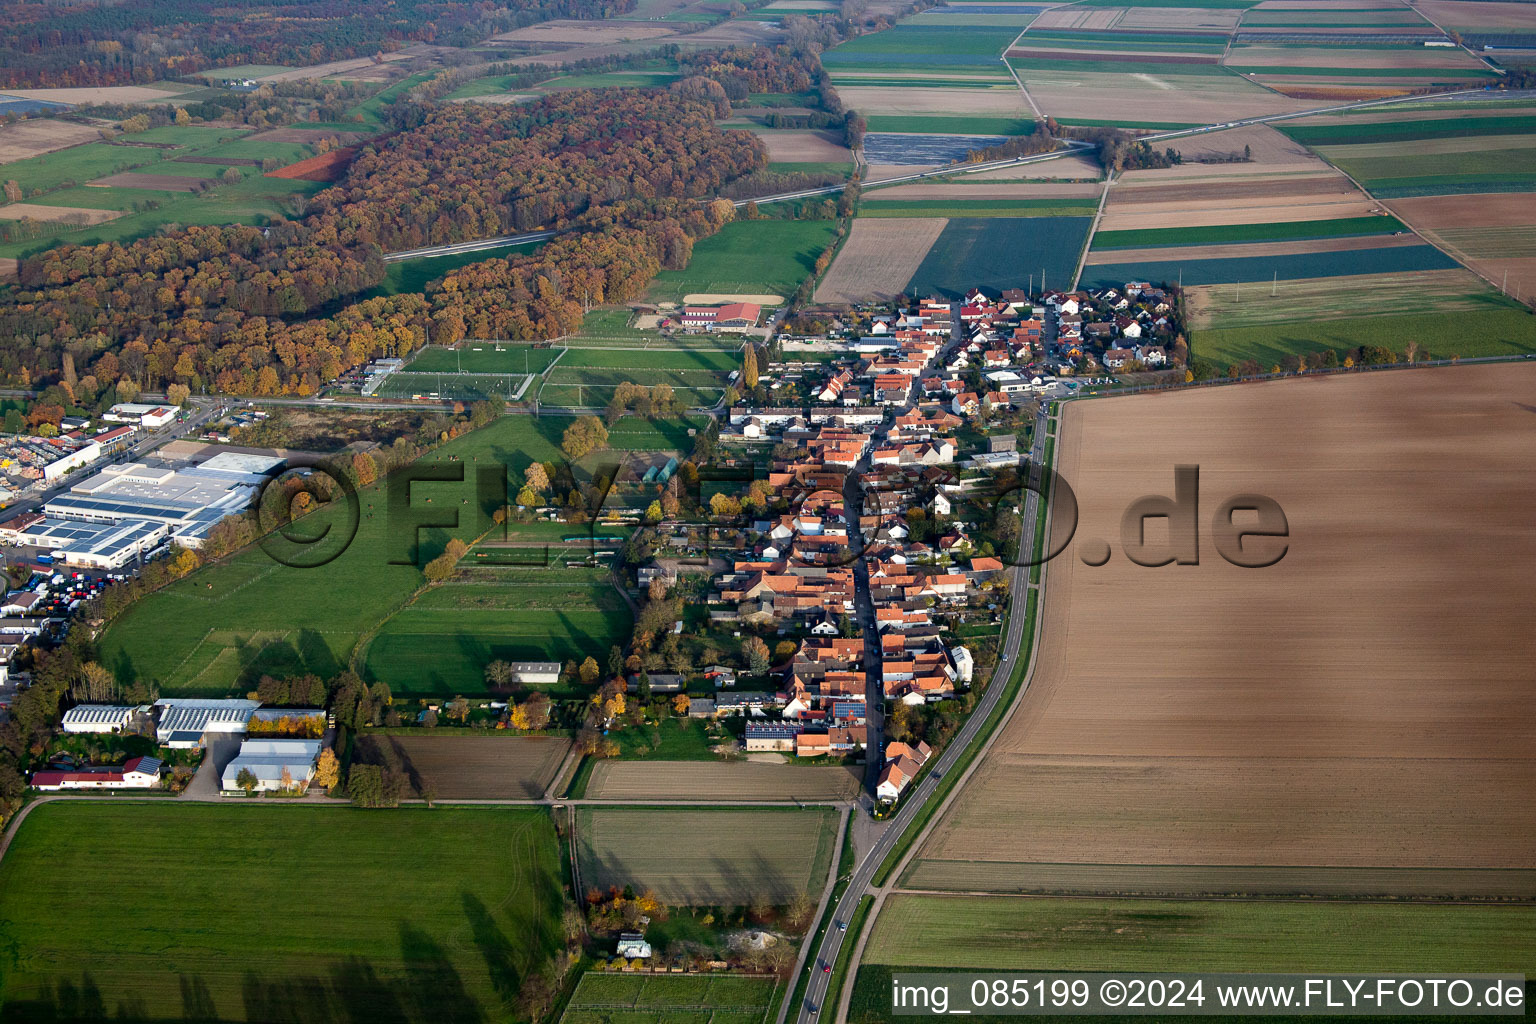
[791,400,1056,1023]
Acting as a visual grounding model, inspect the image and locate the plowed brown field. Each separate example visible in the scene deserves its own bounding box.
[921,364,1536,896]
[354,733,570,799]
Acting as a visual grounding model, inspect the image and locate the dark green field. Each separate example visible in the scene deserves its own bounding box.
[96,413,699,697]
[1194,307,1536,367]
[1091,216,1406,250]
[1083,244,1458,290]
[821,23,1027,64]
[1281,114,1536,146]
[906,216,1093,297]
[0,803,565,1023]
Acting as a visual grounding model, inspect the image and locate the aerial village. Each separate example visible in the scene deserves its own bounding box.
[0,281,1180,812]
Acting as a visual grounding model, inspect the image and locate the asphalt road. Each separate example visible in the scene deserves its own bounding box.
[795,402,1051,1022]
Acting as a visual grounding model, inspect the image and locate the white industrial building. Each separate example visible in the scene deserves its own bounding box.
[42,438,102,483]
[155,697,261,747]
[61,704,137,734]
[43,452,283,550]
[507,662,561,686]
[103,403,178,429]
[7,516,170,570]
[221,738,324,792]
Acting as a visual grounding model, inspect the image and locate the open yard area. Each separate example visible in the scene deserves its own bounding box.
[815,217,947,303]
[0,803,565,1022]
[354,733,572,799]
[96,415,691,697]
[561,973,778,1024]
[647,219,839,302]
[918,364,1536,897]
[585,759,863,800]
[576,807,838,905]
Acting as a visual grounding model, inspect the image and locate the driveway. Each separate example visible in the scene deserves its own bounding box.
[183,734,242,802]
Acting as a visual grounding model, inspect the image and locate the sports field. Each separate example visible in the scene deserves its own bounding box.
[905,216,1092,297]
[647,219,839,302]
[0,803,565,1021]
[96,415,695,697]
[561,973,778,1024]
[359,570,632,695]
[918,364,1536,897]
[576,807,839,905]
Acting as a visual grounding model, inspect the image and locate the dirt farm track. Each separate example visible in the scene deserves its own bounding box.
[919,363,1536,897]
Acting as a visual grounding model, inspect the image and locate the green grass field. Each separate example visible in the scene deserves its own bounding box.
[821,23,1027,63]
[1282,115,1536,147]
[647,219,837,302]
[907,216,1092,297]
[360,572,631,695]
[860,895,1536,973]
[375,371,533,402]
[96,414,699,697]
[558,347,742,371]
[862,198,1098,218]
[577,807,838,905]
[561,974,778,1024]
[1194,306,1536,367]
[1319,147,1536,197]
[408,344,565,374]
[0,803,565,1022]
[1090,215,1406,250]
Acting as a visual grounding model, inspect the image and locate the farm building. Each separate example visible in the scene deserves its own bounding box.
[60,704,136,734]
[30,755,162,791]
[626,672,684,693]
[679,302,761,332]
[220,738,324,792]
[505,662,561,687]
[154,698,260,747]
[745,722,803,752]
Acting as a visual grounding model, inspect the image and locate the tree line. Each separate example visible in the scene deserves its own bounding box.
[0,54,833,396]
